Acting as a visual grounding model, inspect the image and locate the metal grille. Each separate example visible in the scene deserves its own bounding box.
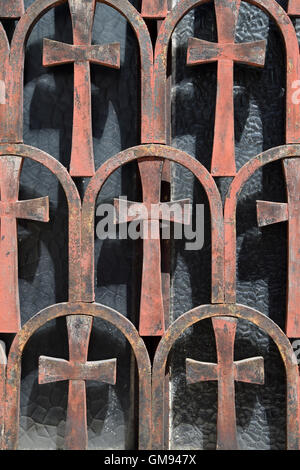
[0,0,299,450]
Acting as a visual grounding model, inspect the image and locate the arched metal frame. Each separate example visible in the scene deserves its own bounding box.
[3,0,154,143]
[152,303,300,450]
[4,302,152,450]
[0,143,81,301]
[0,0,298,451]
[224,144,300,303]
[153,0,300,143]
[81,144,225,304]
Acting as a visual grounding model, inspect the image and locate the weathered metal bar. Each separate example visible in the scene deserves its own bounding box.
[0,341,6,450]
[141,0,168,19]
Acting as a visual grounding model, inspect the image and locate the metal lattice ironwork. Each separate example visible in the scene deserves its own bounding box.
[0,0,299,450]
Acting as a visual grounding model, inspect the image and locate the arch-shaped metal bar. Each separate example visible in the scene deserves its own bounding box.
[4,0,153,143]
[4,302,152,450]
[224,144,300,303]
[152,303,300,450]
[0,143,81,301]
[81,144,224,304]
[153,0,300,144]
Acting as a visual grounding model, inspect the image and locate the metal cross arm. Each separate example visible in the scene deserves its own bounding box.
[186,0,266,177]
[39,315,117,450]
[186,317,264,449]
[187,38,266,68]
[43,39,120,69]
[0,156,49,333]
[42,0,121,177]
[257,158,300,338]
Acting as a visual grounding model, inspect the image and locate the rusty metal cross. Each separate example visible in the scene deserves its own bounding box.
[0,156,49,333]
[257,158,300,338]
[186,0,266,176]
[39,315,117,450]
[43,0,120,177]
[114,159,190,336]
[186,317,264,449]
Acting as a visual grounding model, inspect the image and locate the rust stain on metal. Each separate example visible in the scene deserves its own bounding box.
[141,0,168,19]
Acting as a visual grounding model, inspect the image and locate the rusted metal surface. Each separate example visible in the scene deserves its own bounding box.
[186,317,264,449]
[0,0,299,451]
[39,315,117,449]
[3,0,154,144]
[115,158,191,336]
[0,1,24,18]
[4,302,152,450]
[0,143,82,302]
[43,0,120,176]
[152,304,300,450]
[257,158,300,338]
[186,0,266,176]
[224,145,300,304]
[82,145,225,306]
[288,0,300,16]
[141,0,168,19]
[153,0,300,145]
[0,156,49,332]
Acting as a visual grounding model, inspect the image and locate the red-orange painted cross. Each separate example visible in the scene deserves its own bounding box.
[0,156,49,332]
[114,159,190,336]
[257,158,300,337]
[43,0,120,177]
[186,0,266,176]
[186,317,264,449]
[39,315,117,450]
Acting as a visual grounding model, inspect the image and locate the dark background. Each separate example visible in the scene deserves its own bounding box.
[2,0,294,449]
